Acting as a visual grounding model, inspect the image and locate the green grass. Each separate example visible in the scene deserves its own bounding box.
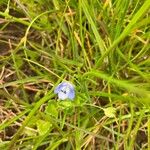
[0,0,150,149]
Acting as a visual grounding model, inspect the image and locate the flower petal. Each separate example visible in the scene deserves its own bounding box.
[54,82,67,94]
[68,88,75,100]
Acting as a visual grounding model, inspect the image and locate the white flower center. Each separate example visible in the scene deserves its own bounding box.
[58,86,70,100]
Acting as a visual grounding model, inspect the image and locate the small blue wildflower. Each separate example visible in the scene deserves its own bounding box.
[54,81,75,100]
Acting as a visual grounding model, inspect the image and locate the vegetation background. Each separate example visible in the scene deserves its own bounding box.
[0,0,150,149]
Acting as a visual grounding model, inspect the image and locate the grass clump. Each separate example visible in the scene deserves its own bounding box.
[0,0,150,149]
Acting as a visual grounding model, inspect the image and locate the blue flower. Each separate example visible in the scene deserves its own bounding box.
[54,81,75,100]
